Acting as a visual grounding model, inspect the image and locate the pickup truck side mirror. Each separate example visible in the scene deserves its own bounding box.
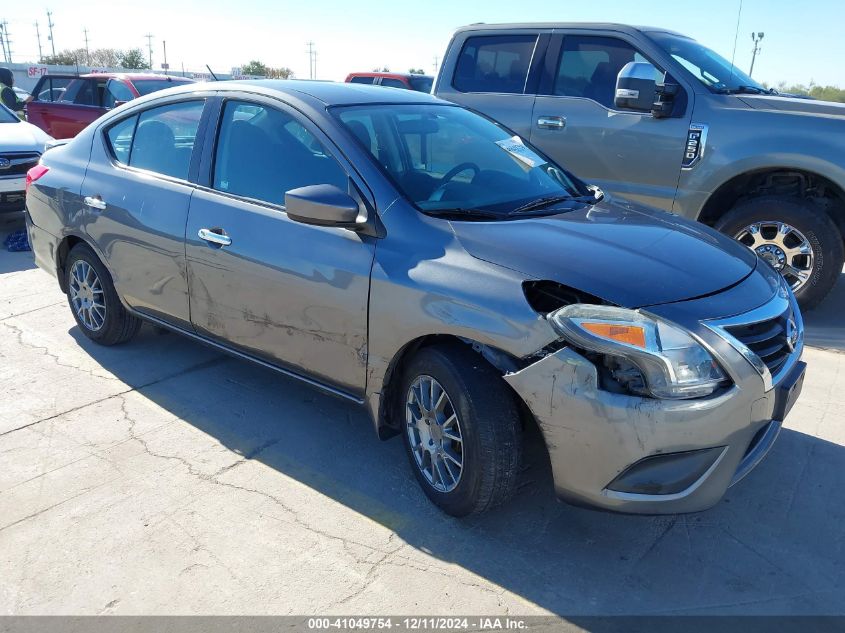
[652,77,681,119]
[285,184,362,229]
[614,62,658,112]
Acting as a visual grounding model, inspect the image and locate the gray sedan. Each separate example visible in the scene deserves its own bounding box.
[25,81,805,516]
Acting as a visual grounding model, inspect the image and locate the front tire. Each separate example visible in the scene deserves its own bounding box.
[715,196,844,310]
[65,244,142,345]
[400,344,521,517]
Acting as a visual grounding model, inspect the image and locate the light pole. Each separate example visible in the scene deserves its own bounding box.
[749,31,764,77]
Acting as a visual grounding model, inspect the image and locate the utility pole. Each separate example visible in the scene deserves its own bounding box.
[145,33,154,70]
[161,40,168,71]
[433,55,439,73]
[749,31,764,77]
[1,21,12,63]
[35,21,44,61]
[83,28,90,65]
[306,41,315,79]
[46,10,56,57]
[0,27,7,64]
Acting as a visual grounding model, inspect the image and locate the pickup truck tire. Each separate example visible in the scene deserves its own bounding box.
[400,344,521,516]
[65,244,142,345]
[715,196,844,310]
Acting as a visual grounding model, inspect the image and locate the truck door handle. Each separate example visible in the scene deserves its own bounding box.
[537,116,566,130]
[83,196,107,211]
[198,227,232,247]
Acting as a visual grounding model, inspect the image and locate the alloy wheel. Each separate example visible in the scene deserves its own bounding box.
[69,260,106,331]
[405,375,464,493]
[735,221,814,292]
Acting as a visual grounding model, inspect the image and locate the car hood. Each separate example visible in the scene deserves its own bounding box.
[450,198,758,308]
[0,120,53,152]
[738,94,845,118]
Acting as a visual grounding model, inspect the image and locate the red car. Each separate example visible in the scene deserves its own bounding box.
[26,73,194,138]
[345,72,433,93]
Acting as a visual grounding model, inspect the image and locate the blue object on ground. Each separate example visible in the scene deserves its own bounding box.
[4,229,31,252]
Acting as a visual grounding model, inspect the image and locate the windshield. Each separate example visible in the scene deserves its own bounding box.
[0,104,19,123]
[333,104,588,217]
[132,79,191,96]
[409,75,434,93]
[648,31,767,93]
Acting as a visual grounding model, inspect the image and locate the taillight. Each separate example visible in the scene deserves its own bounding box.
[26,164,50,193]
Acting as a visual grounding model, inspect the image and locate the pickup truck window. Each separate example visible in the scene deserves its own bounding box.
[34,76,74,102]
[453,35,536,94]
[648,31,765,93]
[380,78,407,89]
[554,36,653,109]
[349,76,375,84]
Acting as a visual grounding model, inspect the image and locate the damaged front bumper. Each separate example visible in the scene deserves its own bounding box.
[504,286,804,514]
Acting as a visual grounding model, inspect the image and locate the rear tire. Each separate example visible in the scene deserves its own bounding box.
[65,244,141,346]
[715,196,844,310]
[399,344,521,516]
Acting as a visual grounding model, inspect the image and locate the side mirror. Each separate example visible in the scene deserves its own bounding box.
[615,62,658,112]
[285,184,362,228]
[651,78,680,119]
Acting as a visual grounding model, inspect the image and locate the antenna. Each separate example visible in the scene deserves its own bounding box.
[46,10,56,57]
[729,0,743,85]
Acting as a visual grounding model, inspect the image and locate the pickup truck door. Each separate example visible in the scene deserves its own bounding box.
[185,97,375,396]
[436,31,550,140]
[530,32,693,211]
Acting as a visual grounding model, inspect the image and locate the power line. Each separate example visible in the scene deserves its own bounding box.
[46,10,56,57]
[145,33,154,69]
[35,21,43,61]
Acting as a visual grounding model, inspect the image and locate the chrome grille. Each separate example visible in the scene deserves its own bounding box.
[0,152,40,177]
[724,305,794,377]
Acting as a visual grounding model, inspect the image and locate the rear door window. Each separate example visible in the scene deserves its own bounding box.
[104,100,204,180]
[453,35,537,94]
[212,100,348,206]
[34,76,74,102]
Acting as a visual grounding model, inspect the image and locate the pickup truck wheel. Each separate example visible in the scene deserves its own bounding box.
[715,196,844,310]
[400,344,521,517]
[65,244,142,345]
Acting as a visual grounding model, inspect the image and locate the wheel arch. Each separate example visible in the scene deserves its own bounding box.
[697,167,845,240]
[372,333,528,440]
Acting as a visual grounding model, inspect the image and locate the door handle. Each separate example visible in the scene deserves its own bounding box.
[198,227,232,247]
[537,116,566,130]
[83,195,107,210]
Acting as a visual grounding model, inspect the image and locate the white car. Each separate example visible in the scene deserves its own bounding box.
[0,103,53,216]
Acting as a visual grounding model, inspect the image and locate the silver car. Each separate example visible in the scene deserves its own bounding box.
[25,81,805,516]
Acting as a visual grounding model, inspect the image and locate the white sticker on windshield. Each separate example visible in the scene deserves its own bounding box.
[494,136,543,169]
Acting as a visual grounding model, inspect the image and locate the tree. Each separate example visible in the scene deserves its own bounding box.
[408,68,425,75]
[762,81,845,103]
[41,49,82,65]
[241,60,269,76]
[372,66,390,72]
[119,48,150,70]
[267,67,294,79]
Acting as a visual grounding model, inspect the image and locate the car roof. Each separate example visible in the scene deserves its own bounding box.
[79,73,193,81]
[181,79,444,106]
[453,22,687,38]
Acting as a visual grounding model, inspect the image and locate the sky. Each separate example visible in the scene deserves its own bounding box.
[2,0,844,87]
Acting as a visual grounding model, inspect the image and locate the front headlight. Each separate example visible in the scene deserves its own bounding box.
[549,304,727,399]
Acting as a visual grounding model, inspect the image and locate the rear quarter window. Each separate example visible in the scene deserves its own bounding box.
[453,34,537,94]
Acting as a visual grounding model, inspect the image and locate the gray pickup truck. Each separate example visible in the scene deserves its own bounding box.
[433,23,845,308]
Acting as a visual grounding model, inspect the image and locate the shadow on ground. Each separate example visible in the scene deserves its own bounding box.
[804,271,845,351]
[67,323,845,616]
[0,216,34,275]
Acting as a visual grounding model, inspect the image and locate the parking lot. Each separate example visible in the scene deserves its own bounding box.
[1,215,844,616]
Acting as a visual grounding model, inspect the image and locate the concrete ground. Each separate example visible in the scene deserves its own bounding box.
[1,216,844,616]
